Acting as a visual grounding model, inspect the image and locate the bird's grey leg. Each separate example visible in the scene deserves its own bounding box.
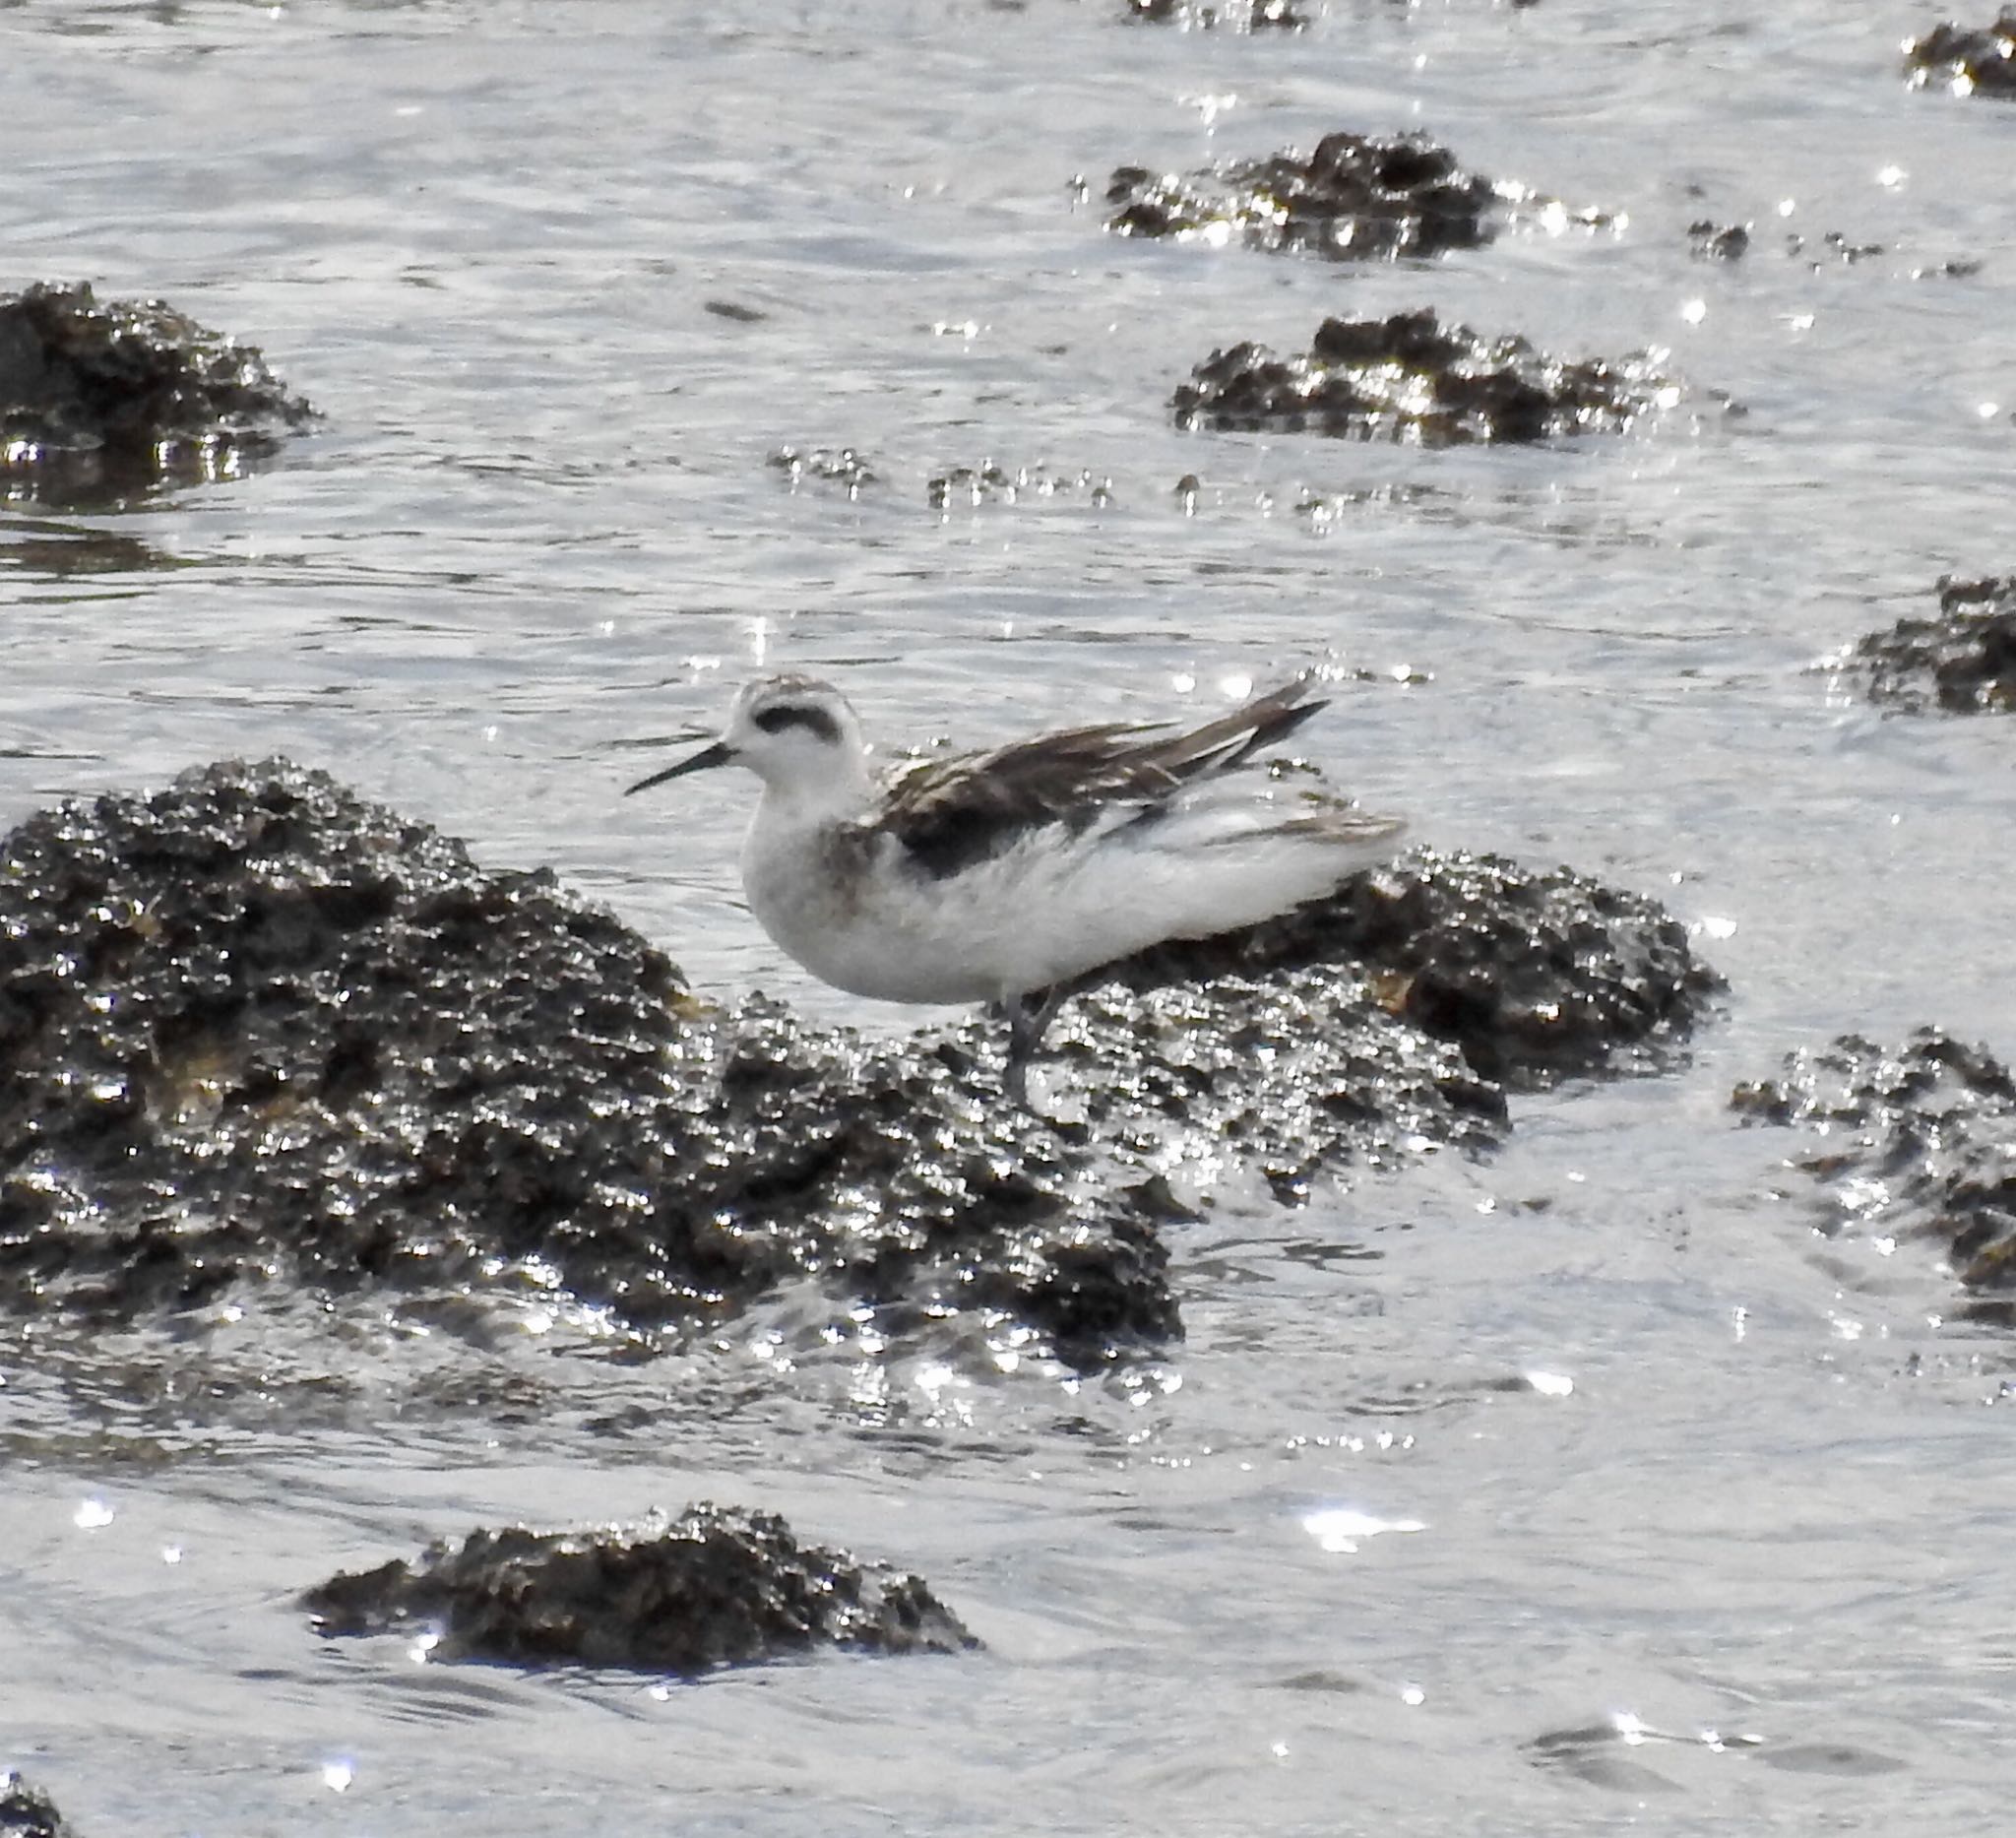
[1003,986,1064,1106]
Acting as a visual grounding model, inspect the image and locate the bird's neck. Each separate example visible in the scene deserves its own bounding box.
[750,752,877,833]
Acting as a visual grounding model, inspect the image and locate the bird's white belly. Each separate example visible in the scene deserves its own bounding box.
[739,802,1393,1009]
[742,824,1010,1005]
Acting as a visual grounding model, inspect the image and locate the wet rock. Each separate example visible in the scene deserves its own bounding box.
[1114,848,1721,1088]
[0,1777,77,1838]
[1732,1030,2016,1305]
[1120,0,1307,28]
[1904,14,2016,96]
[1848,575,2016,713]
[927,461,1113,509]
[0,280,314,504]
[1688,219,1749,261]
[1171,310,1673,445]
[302,1503,978,1673]
[1108,131,1496,262]
[1057,968,1506,1202]
[0,760,1178,1362]
[769,443,876,496]
[0,762,1718,1356]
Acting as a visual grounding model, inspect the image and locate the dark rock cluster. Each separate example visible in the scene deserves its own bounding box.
[0,1777,76,1838]
[1172,309,1672,445]
[1732,1030,2016,1305]
[0,762,1722,1363]
[0,281,313,503]
[1108,131,1496,263]
[1904,14,2016,95]
[1849,575,2016,713]
[302,1503,978,1673]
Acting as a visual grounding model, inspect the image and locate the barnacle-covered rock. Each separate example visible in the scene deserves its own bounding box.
[1109,131,1495,262]
[302,1503,978,1672]
[1172,310,1673,445]
[1904,14,2016,96]
[0,280,313,503]
[1733,1030,2016,1304]
[1848,575,2016,713]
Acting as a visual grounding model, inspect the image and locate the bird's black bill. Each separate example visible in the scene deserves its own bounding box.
[624,740,736,796]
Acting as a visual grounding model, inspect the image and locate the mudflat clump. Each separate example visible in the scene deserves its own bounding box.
[0,760,1720,1356]
[1849,575,2016,713]
[1108,130,1496,262]
[0,280,314,503]
[1904,14,2016,95]
[1171,309,1673,444]
[302,1503,978,1673]
[1732,1030,2016,1307]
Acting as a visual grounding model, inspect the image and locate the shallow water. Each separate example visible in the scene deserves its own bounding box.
[4,1,2015,1831]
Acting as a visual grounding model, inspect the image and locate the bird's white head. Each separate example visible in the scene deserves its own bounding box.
[625,673,872,816]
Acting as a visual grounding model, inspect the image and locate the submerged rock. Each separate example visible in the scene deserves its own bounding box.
[1120,0,1307,28]
[1849,575,2016,713]
[0,1777,77,1838]
[0,281,313,503]
[1108,131,1496,262]
[769,443,876,497]
[1172,310,1672,445]
[927,461,1113,510]
[1733,1030,2016,1305]
[0,760,1720,1357]
[302,1503,978,1672]
[1904,14,2016,96]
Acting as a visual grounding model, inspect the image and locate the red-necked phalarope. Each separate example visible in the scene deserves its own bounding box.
[626,672,1405,1102]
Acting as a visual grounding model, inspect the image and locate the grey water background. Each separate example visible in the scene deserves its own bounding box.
[3,0,2015,1831]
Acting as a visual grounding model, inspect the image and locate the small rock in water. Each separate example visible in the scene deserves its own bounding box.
[1904,14,2016,95]
[302,1503,979,1673]
[0,280,314,504]
[1847,574,2016,713]
[1688,219,1750,261]
[1732,1030,2016,1304]
[1171,309,1675,445]
[1108,130,1496,262]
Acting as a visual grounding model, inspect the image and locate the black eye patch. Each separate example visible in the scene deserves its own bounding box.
[750,703,842,744]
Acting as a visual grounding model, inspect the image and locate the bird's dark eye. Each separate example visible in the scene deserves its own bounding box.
[751,703,841,744]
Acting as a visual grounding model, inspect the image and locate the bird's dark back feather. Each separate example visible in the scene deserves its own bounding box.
[879,678,1328,879]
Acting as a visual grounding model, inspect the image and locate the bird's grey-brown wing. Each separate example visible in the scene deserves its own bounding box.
[878,678,1329,878]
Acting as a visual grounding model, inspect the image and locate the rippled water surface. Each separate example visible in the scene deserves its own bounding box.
[4,1,2014,1832]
